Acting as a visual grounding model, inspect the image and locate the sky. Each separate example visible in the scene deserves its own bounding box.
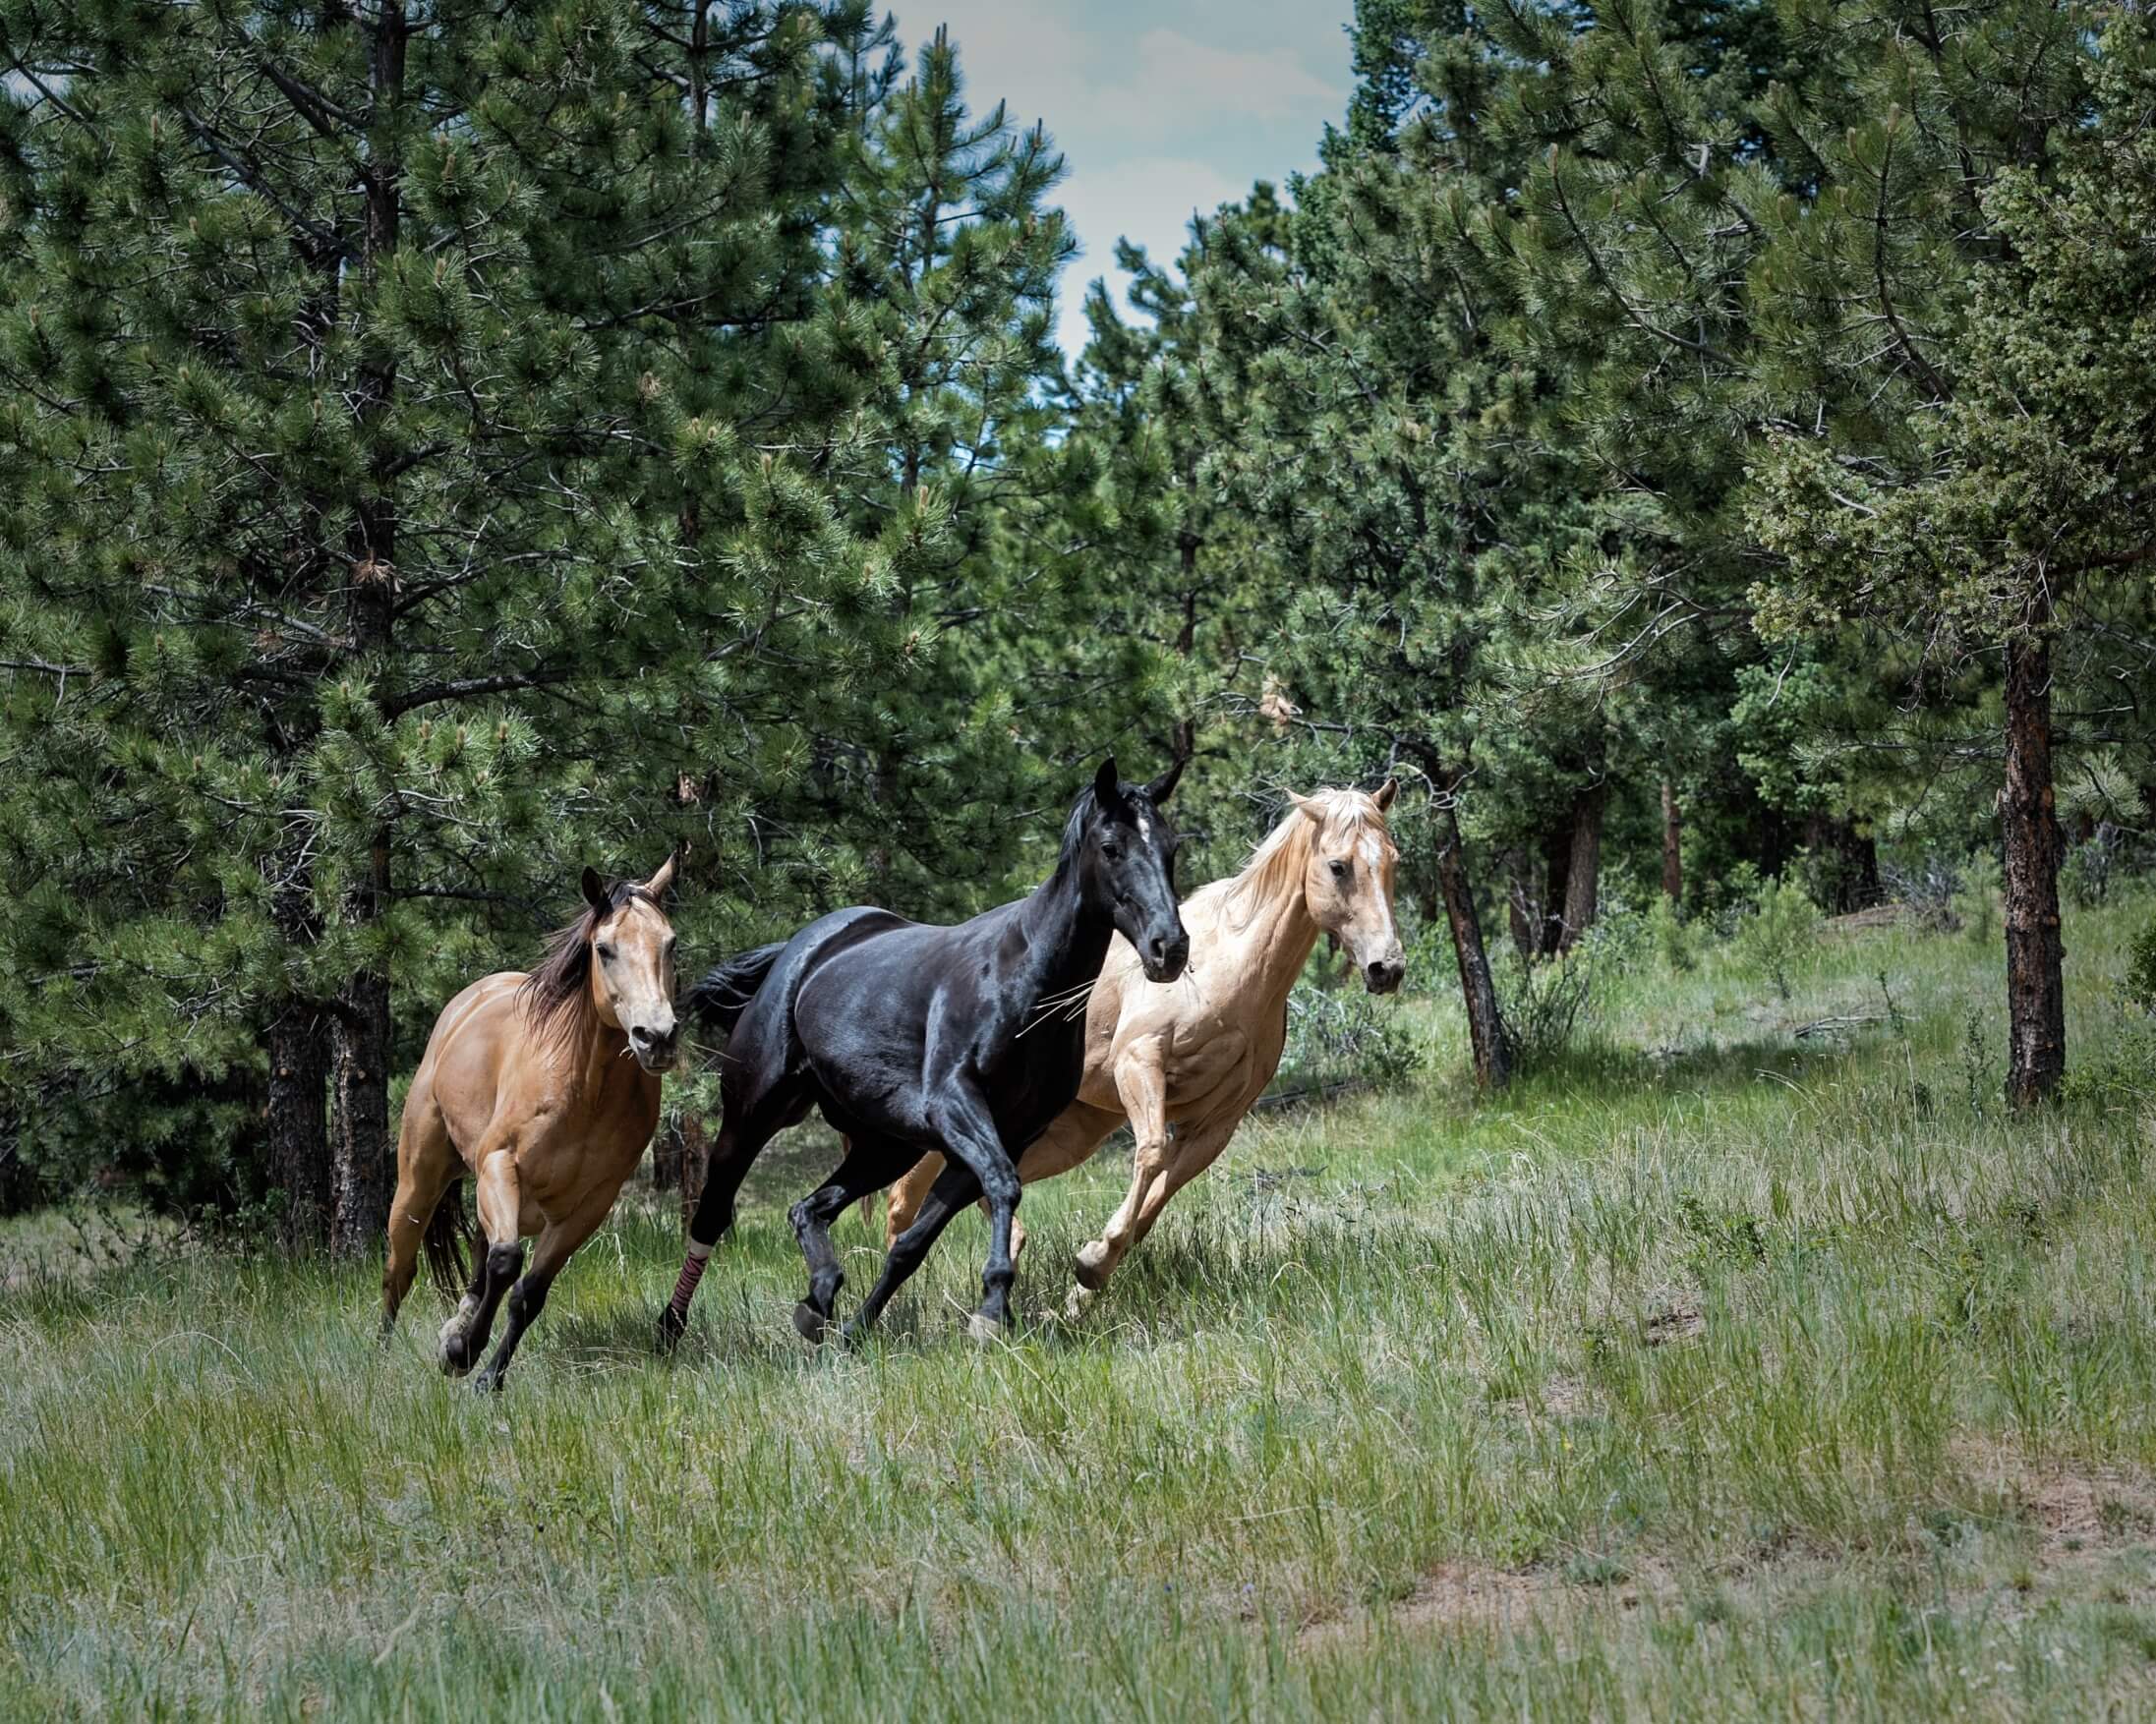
[887,1,1358,355]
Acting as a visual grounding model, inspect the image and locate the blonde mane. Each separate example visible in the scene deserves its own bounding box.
[1201,787,1396,931]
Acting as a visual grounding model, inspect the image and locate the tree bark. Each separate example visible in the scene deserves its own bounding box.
[327,0,407,1256]
[1538,822,1570,956]
[677,1108,711,1235]
[1661,779,1683,904]
[2003,618,2066,1106]
[1558,782,1604,952]
[1434,795,1510,1090]
[265,1003,331,1252]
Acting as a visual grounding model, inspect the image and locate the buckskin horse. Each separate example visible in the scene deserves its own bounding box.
[380,852,681,1391]
[885,782,1404,1304]
[660,759,1188,1349]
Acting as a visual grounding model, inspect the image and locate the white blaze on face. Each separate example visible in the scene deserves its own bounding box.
[1137,817,1152,841]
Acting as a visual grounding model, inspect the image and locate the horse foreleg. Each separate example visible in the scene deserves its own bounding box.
[789,1138,913,1344]
[844,1158,983,1345]
[885,1149,1034,1265]
[472,1205,604,1394]
[920,1085,1025,1340]
[1076,1039,1172,1292]
[442,1146,522,1377]
[1075,1112,1241,1309]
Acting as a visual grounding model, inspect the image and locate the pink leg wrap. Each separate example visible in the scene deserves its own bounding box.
[667,1247,711,1324]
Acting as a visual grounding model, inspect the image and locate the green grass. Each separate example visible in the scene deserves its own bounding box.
[6,896,2156,1719]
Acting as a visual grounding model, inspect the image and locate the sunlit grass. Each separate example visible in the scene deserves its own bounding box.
[4,894,2155,1718]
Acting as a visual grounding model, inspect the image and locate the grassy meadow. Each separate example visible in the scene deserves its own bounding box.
[5,896,2156,1719]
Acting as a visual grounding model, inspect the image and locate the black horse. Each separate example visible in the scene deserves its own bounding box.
[658,759,1189,1349]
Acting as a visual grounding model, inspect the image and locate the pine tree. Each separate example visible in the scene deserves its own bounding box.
[0,0,885,1237]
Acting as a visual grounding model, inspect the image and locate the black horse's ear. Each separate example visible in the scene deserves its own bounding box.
[1092,756,1123,809]
[581,867,610,913]
[1144,755,1187,806]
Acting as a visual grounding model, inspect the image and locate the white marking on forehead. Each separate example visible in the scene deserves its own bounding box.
[1359,835,1383,871]
[1138,818,1152,840]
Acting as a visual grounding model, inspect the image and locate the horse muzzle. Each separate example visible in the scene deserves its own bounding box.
[628,1019,680,1073]
[1362,954,1406,996]
[1138,930,1191,985]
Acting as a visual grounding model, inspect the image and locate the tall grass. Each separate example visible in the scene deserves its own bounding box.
[3,896,2154,1718]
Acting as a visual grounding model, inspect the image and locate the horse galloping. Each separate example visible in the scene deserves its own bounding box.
[660,759,1188,1350]
[885,782,1403,1300]
[380,852,682,1391]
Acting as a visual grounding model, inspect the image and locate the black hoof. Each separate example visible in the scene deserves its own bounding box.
[472,1369,505,1395]
[439,1336,475,1378]
[792,1300,829,1345]
[655,1306,686,1353]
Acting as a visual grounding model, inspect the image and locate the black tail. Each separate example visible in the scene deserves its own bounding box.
[423,1179,477,1301]
[687,942,786,1039]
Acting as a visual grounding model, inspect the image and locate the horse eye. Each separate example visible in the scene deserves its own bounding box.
[597,943,616,962]
[1329,859,1349,880]
[1101,843,1124,863]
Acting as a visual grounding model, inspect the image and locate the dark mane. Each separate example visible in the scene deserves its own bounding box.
[517,881,649,1047]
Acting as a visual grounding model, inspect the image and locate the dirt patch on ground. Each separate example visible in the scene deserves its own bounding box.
[1950,1433,2156,1553]
[1299,1559,1675,1649]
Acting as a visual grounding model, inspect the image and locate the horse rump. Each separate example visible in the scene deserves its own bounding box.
[422,1178,478,1301]
[686,941,787,1039]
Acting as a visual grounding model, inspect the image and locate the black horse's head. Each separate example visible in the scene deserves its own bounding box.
[1073,756,1190,984]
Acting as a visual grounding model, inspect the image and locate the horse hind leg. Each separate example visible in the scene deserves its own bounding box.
[657,1086,806,1350]
[381,1085,458,1343]
[789,1137,914,1344]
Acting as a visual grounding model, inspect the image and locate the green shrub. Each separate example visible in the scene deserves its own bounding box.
[1952,850,2001,945]
[1277,983,1420,1094]
[2127,916,2156,1015]
[1736,878,1819,1003]
[1644,896,1696,973]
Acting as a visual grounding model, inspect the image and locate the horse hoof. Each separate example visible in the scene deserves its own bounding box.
[472,1370,504,1395]
[1064,1282,1096,1321]
[792,1301,829,1346]
[438,1330,475,1378]
[965,1312,1007,1347]
[655,1307,686,1353]
[1072,1244,1112,1292]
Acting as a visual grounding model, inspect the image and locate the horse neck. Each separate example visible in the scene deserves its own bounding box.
[1222,824,1325,1009]
[565,978,630,1093]
[1013,854,1116,1003]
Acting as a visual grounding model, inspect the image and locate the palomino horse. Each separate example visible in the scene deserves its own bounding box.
[659,760,1188,1350]
[380,853,681,1391]
[885,783,1403,1300]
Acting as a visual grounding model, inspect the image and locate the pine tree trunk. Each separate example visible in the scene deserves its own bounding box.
[327,0,407,1258]
[651,1119,684,1192]
[1661,779,1683,903]
[1501,847,1537,963]
[1559,783,1604,952]
[677,1109,711,1235]
[1434,796,1510,1090]
[2003,619,2066,1107]
[265,1004,331,1253]
[1538,823,1570,956]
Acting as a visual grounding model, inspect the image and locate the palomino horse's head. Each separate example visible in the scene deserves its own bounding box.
[1293,780,1406,995]
[1077,756,1191,984]
[576,852,683,1072]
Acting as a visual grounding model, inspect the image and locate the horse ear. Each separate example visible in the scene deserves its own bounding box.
[1092,756,1123,809]
[1144,755,1187,806]
[1291,792,1324,825]
[1373,776,1398,812]
[643,844,683,900]
[581,867,609,914]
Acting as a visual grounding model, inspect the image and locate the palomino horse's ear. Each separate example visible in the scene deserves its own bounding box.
[1144,755,1187,806]
[643,843,684,901]
[581,867,610,914]
[1373,777,1398,812]
[1291,792,1324,825]
[1093,756,1123,808]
